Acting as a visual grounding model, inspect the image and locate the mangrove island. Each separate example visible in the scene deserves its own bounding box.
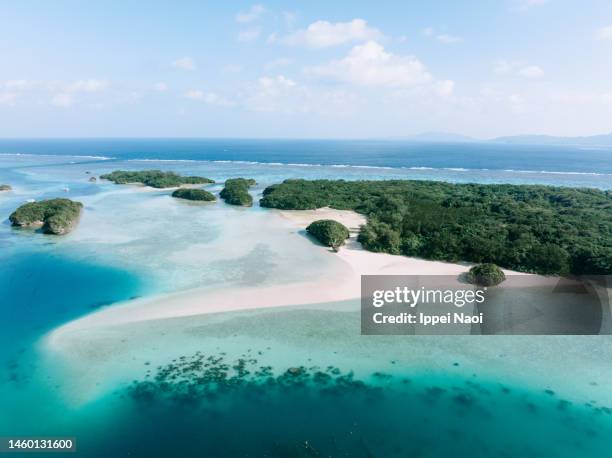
[260,179,612,276]
[101,170,215,189]
[9,198,83,235]
[220,178,256,206]
[171,188,216,202]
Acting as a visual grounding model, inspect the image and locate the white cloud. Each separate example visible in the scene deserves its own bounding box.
[423,27,462,44]
[153,82,168,91]
[265,57,293,70]
[494,60,544,78]
[0,92,18,105]
[237,27,261,42]
[282,11,297,28]
[184,90,232,106]
[236,4,265,23]
[282,19,383,48]
[51,93,73,107]
[518,65,544,78]
[595,25,612,41]
[311,41,433,88]
[223,64,243,73]
[436,34,462,44]
[493,59,514,74]
[434,80,455,97]
[245,75,302,112]
[68,79,108,92]
[4,80,33,90]
[514,0,549,11]
[172,57,196,71]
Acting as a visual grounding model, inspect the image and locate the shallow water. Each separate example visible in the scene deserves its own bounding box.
[1,151,611,457]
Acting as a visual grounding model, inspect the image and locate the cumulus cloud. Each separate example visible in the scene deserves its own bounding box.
[423,27,462,44]
[282,19,383,48]
[436,34,462,44]
[184,90,233,106]
[172,57,196,71]
[514,0,549,11]
[51,93,73,107]
[236,4,265,23]
[4,80,34,90]
[153,82,168,91]
[595,25,612,40]
[245,75,303,112]
[434,80,455,97]
[68,79,108,92]
[494,60,544,78]
[237,27,261,42]
[518,65,544,78]
[311,41,433,88]
[0,92,18,106]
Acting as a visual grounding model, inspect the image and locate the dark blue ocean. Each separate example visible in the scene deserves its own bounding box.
[0,138,611,174]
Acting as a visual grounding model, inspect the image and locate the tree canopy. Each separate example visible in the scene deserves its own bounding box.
[260,179,611,275]
[171,188,216,201]
[220,178,255,206]
[467,264,506,286]
[101,170,214,188]
[306,219,350,250]
[9,198,83,235]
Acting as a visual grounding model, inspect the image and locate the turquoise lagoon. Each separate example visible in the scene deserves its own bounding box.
[1,149,612,457]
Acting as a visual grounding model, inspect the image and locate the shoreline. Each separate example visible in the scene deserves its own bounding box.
[46,207,548,350]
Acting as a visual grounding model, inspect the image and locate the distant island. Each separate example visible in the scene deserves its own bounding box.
[172,188,216,201]
[0,184,11,192]
[220,178,256,206]
[100,170,214,188]
[402,131,612,146]
[260,179,611,275]
[9,198,83,235]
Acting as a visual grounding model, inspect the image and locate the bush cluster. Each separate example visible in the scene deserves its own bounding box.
[220,178,255,206]
[306,219,350,249]
[171,188,216,201]
[260,179,611,275]
[467,264,506,286]
[101,170,214,188]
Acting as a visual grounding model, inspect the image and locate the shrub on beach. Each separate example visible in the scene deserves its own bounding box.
[171,188,216,202]
[100,170,214,189]
[467,263,506,286]
[9,198,83,235]
[306,219,350,250]
[220,178,255,206]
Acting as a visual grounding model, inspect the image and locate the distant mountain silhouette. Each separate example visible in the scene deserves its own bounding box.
[491,132,612,146]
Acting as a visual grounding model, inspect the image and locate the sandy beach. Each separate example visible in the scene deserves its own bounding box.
[46,207,550,351]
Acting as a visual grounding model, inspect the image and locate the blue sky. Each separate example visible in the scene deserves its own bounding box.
[1,0,611,138]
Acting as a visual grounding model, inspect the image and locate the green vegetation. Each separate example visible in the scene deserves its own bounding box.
[171,188,216,202]
[100,170,214,188]
[9,198,83,235]
[260,179,612,275]
[306,219,350,250]
[0,184,11,191]
[467,263,506,286]
[220,178,255,206]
